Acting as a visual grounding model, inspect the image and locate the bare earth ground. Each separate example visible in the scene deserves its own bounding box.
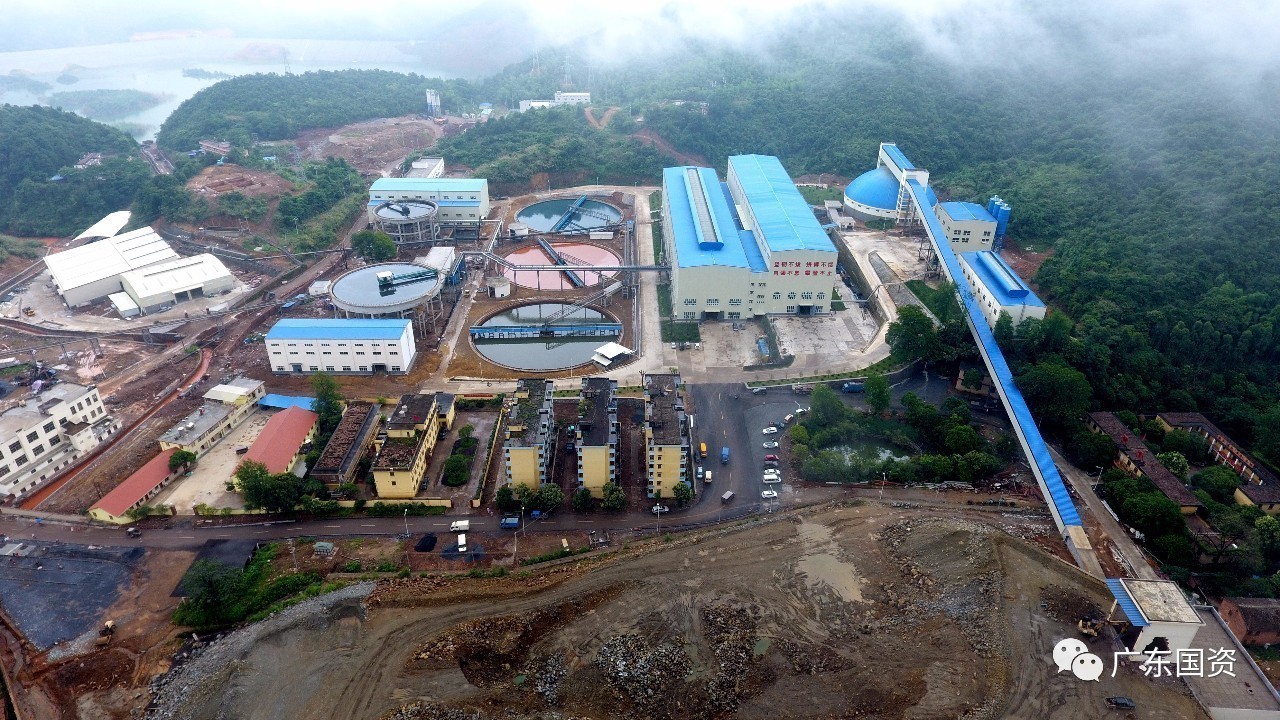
[146,504,1208,720]
[1000,245,1055,289]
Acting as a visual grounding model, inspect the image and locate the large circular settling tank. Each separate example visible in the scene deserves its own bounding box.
[374,200,440,245]
[502,242,620,290]
[516,198,621,233]
[330,262,441,315]
[473,303,618,371]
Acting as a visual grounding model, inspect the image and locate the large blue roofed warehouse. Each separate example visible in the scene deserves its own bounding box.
[662,154,838,319]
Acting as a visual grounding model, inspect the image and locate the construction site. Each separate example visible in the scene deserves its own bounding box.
[132,503,1213,720]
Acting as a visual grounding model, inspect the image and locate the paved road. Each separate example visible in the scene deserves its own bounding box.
[1049,445,1159,580]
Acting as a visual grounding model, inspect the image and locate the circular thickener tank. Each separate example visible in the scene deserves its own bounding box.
[473,303,618,371]
[330,262,441,315]
[502,242,620,290]
[374,200,440,245]
[516,198,621,233]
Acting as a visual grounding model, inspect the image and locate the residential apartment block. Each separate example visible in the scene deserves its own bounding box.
[503,378,555,489]
[644,373,689,499]
[373,394,442,498]
[158,377,265,456]
[576,377,618,497]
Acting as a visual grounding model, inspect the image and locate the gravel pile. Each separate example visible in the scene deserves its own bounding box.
[145,582,375,720]
[594,634,691,718]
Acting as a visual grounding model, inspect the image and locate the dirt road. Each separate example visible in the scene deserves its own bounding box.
[147,505,1206,720]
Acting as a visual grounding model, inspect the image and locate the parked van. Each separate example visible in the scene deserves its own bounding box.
[449,520,470,532]
[457,534,467,552]
[704,471,712,484]
[721,491,735,503]
[699,442,708,458]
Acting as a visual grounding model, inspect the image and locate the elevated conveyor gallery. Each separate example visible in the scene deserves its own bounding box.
[882,147,1082,537]
[536,239,586,287]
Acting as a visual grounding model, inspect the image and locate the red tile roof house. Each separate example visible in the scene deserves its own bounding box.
[1219,597,1280,646]
[89,449,184,524]
[239,406,319,476]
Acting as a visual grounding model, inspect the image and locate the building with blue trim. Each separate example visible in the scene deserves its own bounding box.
[368,177,489,227]
[843,143,938,223]
[264,318,416,375]
[937,201,997,252]
[957,251,1046,329]
[662,155,838,319]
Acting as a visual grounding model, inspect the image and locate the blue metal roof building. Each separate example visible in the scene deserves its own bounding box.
[938,201,997,223]
[1105,579,1150,627]
[663,166,767,271]
[958,251,1045,309]
[726,155,836,255]
[259,394,317,411]
[369,178,487,194]
[843,166,938,221]
[266,318,411,341]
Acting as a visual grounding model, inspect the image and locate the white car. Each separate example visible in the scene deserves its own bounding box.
[761,489,778,499]
[651,504,670,515]
[762,427,778,435]
[763,471,782,484]
[762,441,780,449]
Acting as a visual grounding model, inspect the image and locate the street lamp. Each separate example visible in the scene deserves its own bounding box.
[880,471,886,501]
[403,507,409,538]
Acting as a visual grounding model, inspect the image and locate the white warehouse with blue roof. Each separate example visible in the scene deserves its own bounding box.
[265,318,416,375]
[957,251,1046,329]
[368,177,489,229]
[662,155,838,319]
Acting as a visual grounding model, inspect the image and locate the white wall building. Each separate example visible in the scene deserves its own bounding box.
[406,157,445,179]
[664,155,839,319]
[552,91,591,105]
[368,178,489,226]
[265,318,416,374]
[0,382,118,498]
[119,253,236,313]
[74,211,132,242]
[1106,578,1203,655]
[158,377,265,456]
[518,100,552,112]
[957,251,1047,329]
[936,202,997,253]
[44,227,179,307]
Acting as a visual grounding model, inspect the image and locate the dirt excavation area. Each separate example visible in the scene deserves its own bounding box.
[145,505,1207,720]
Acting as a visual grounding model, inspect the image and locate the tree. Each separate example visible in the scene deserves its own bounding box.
[808,384,846,428]
[1156,451,1189,480]
[790,425,811,445]
[1150,534,1195,565]
[1016,361,1091,430]
[1203,510,1254,563]
[175,560,244,626]
[1121,494,1186,539]
[601,482,626,511]
[352,229,397,261]
[1256,516,1280,561]
[311,372,344,436]
[864,370,891,415]
[572,486,594,513]
[1193,465,1240,503]
[1064,429,1117,470]
[792,442,810,464]
[513,483,537,507]
[169,449,198,472]
[535,483,564,512]
[458,424,475,440]
[993,312,1015,350]
[496,484,517,512]
[235,461,306,513]
[672,481,694,507]
[1162,429,1208,463]
[945,425,982,455]
[442,455,471,486]
[962,368,985,391]
[886,305,945,362]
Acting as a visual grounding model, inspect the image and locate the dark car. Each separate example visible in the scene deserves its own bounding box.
[1105,697,1136,710]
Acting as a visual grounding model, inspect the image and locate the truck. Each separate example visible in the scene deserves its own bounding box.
[791,384,813,394]
[841,381,865,393]
[699,442,708,459]
[500,516,520,530]
[449,520,470,532]
[721,447,730,464]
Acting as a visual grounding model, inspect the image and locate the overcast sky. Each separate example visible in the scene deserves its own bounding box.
[3,0,1278,87]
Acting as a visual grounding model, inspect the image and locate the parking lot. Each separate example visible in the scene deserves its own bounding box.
[153,408,271,513]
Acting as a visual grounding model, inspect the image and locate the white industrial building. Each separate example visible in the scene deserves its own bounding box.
[957,251,1046,329]
[553,91,591,105]
[74,211,132,242]
[265,318,417,374]
[368,178,489,227]
[158,377,265,456]
[405,157,445,178]
[0,382,118,499]
[937,202,997,253]
[117,254,236,314]
[44,227,179,307]
[663,155,839,319]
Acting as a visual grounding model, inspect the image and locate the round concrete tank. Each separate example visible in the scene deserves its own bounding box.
[329,262,442,316]
[374,200,440,245]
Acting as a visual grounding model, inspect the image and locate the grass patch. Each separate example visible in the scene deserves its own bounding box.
[797,185,842,204]
[520,546,592,566]
[904,280,953,318]
[661,320,701,343]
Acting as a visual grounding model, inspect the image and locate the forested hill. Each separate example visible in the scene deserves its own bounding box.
[0,104,147,236]
[156,70,456,151]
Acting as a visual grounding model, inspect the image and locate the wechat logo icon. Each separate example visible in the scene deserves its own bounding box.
[1054,638,1104,682]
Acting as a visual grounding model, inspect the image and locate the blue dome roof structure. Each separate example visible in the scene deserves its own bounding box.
[844,167,937,214]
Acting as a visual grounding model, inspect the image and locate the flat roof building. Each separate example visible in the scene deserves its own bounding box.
[576,377,618,498]
[44,227,179,307]
[158,377,264,457]
[406,157,445,179]
[265,318,416,375]
[937,202,997,253]
[368,177,489,227]
[0,382,118,499]
[311,401,380,488]
[644,373,689,499]
[664,155,839,320]
[957,251,1046,329]
[1105,578,1203,654]
[503,379,555,489]
[373,394,441,499]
